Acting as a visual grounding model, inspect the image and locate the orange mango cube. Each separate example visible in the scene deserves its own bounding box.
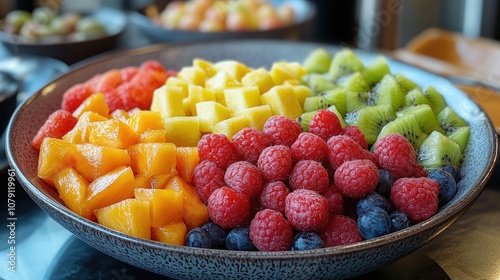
[127,111,164,135]
[139,129,167,143]
[175,147,200,184]
[75,144,131,182]
[95,198,151,239]
[127,143,177,177]
[149,173,177,189]
[53,167,93,219]
[88,119,139,149]
[134,188,184,228]
[38,138,81,186]
[151,221,188,245]
[63,111,108,144]
[72,92,110,119]
[110,109,129,122]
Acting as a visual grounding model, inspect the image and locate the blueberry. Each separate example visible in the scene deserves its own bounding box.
[186,227,212,248]
[201,222,226,248]
[428,168,457,204]
[389,210,410,232]
[291,231,325,251]
[225,226,257,251]
[442,165,462,182]
[376,169,395,196]
[357,191,394,216]
[357,207,392,240]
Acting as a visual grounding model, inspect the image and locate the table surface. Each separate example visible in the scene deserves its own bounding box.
[1,12,500,280]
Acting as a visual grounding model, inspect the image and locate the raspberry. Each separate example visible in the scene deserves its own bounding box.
[323,185,344,215]
[208,186,250,229]
[120,66,139,82]
[289,160,329,193]
[373,133,417,178]
[224,161,263,197]
[31,109,77,151]
[320,215,363,246]
[104,89,126,113]
[308,109,343,141]
[341,125,368,150]
[390,177,439,222]
[192,160,225,203]
[249,209,293,251]
[334,159,379,199]
[327,135,377,170]
[290,132,328,163]
[61,83,93,113]
[411,164,428,178]
[285,189,330,231]
[257,145,293,181]
[95,69,123,96]
[259,181,290,214]
[231,127,271,165]
[198,134,239,169]
[263,115,302,147]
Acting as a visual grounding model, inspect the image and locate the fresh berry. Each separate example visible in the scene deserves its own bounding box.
[104,89,126,113]
[198,133,239,169]
[291,231,325,251]
[326,135,377,170]
[289,160,329,193]
[249,209,293,251]
[259,181,290,214]
[31,109,77,151]
[125,66,169,110]
[257,145,293,181]
[390,177,439,222]
[231,127,271,165]
[290,132,328,163]
[320,215,363,247]
[334,159,379,199]
[225,226,257,251]
[120,66,139,82]
[323,185,344,215]
[192,160,225,203]
[376,169,395,196]
[201,222,226,248]
[285,189,330,231]
[61,83,93,113]
[373,133,417,178]
[341,125,368,149]
[389,210,410,232]
[357,207,392,240]
[95,69,123,96]
[428,168,457,204]
[186,227,212,248]
[442,165,462,182]
[207,186,250,229]
[263,115,302,147]
[308,109,343,141]
[224,161,263,197]
[411,163,428,178]
[356,191,394,216]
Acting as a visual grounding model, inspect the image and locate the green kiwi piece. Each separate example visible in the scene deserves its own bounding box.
[303,48,332,74]
[423,86,447,115]
[404,88,431,107]
[303,96,335,112]
[337,71,371,93]
[345,90,370,112]
[396,104,444,135]
[345,104,395,145]
[296,111,316,131]
[376,114,428,150]
[437,106,468,133]
[369,74,405,110]
[417,130,463,168]
[328,48,365,82]
[320,88,347,115]
[361,56,391,87]
[302,74,336,95]
[447,126,470,154]
[395,73,421,93]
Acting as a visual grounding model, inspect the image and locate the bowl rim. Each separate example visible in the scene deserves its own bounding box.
[5,39,499,260]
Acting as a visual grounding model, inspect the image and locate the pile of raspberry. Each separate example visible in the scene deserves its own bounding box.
[191,109,460,251]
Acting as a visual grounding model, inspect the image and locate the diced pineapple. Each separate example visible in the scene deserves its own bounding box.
[214,60,252,81]
[87,119,139,149]
[184,84,216,115]
[205,70,241,90]
[177,65,206,86]
[193,58,217,78]
[261,85,303,119]
[151,221,187,245]
[134,188,184,228]
[234,105,273,131]
[95,198,151,239]
[292,85,312,108]
[163,116,201,147]
[165,77,189,98]
[195,101,232,133]
[270,62,307,85]
[150,85,186,119]
[72,92,110,119]
[63,111,108,144]
[127,142,177,176]
[127,111,164,135]
[223,86,262,112]
[241,68,275,94]
[212,115,250,140]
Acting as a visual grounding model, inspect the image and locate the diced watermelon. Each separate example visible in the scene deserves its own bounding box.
[31,109,78,151]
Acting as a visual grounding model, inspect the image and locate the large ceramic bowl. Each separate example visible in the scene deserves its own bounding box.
[6,40,498,279]
[130,0,316,42]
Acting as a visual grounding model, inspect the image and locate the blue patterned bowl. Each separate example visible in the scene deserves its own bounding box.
[6,40,498,279]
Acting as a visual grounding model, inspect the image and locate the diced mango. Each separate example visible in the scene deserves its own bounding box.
[176,147,200,184]
[95,198,151,239]
[135,174,150,189]
[261,85,303,119]
[139,129,167,143]
[110,109,129,122]
[241,68,275,94]
[234,104,273,131]
[38,138,81,186]
[163,116,201,147]
[149,173,177,189]
[195,101,232,133]
[134,188,184,228]
[88,119,139,149]
[75,144,131,182]
[63,111,108,144]
[212,115,250,140]
[214,60,252,81]
[127,111,164,135]
[177,65,206,86]
[223,86,262,112]
[151,221,187,245]
[53,167,92,219]
[127,143,177,176]
[72,93,110,119]
[150,85,186,120]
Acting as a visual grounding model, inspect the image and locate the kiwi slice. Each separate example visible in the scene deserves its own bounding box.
[376,114,428,149]
[395,73,421,93]
[303,48,332,74]
[368,74,405,111]
[345,104,395,145]
[303,74,336,95]
[361,56,391,87]
[437,106,469,132]
[320,88,347,115]
[303,95,335,112]
[337,71,371,93]
[328,49,365,82]
[396,104,444,135]
[417,130,463,168]
[447,126,470,154]
[404,88,431,107]
[345,90,370,112]
[423,86,447,115]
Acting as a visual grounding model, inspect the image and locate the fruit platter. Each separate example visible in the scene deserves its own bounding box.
[6,40,497,279]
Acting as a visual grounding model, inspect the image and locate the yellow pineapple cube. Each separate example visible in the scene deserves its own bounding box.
[241,68,275,94]
[214,60,252,81]
[164,116,201,147]
[292,85,312,108]
[184,85,216,116]
[177,65,206,86]
[261,85,303,119]
[223,86,262,112]
[193,58,217,78]
[195,101,232,133]
[165,77,189,98]
[205,70,241,90]
[151,85,186,120]
[212,115,250,140]
[270,62,307,85]
[234,105,273,131]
